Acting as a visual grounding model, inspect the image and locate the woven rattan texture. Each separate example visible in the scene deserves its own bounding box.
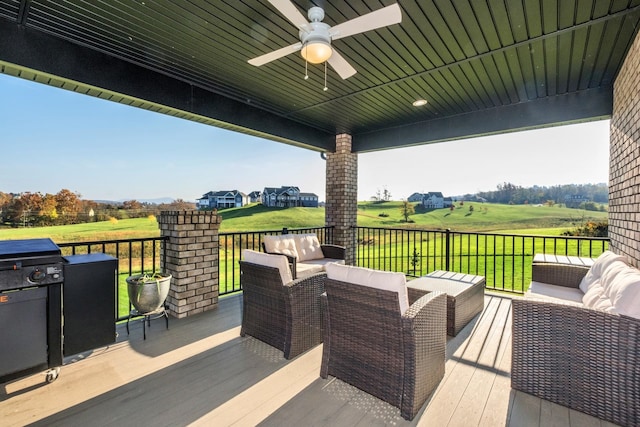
[321,279,447,420]
[512,297,640,426]
[239,261,326,359]
[531,263,590,288]
[407,275,485,336]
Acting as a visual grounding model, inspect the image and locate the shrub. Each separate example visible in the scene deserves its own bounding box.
[562,220,608,237]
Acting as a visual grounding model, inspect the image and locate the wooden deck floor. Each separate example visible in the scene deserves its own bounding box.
[1,293,619,427]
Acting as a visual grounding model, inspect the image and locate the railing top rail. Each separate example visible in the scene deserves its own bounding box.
[220,225,334,237]
[57,236,168,247]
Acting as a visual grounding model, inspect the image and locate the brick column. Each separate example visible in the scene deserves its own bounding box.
[326,134,358,265]
[158,210,221,318]
[610,29,640,267]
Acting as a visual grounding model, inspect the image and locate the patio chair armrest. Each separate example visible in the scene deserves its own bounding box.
[282,272,326,358]
[531,263,589,288]
[511,298,640,426]
[400,291,447,420]
[320,244,346,260]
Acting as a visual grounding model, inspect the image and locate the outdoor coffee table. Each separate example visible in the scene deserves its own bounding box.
[407,270,485,336]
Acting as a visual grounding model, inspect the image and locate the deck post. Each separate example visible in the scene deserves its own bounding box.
[325,133,358,265]
[158,210,221,318]
[610,28,640,268]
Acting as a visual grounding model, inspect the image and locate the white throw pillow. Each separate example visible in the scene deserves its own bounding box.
[242,249,293,284]
[604,267,640,319]
[326,263,409,314]
[582,282,605,307]
[295,234,324,262]
[580,251,625,294]
[600,260,629,292]
[579,251,627,293]
[263,234,299,259]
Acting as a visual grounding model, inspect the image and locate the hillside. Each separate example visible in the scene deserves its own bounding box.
[0,202,608,242]
[354,201,607,232]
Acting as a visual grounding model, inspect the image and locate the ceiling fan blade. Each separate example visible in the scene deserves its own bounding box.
[248,42,302,66]
[330,3,402,40]
[327,50,357,79]
[267,0,309,28]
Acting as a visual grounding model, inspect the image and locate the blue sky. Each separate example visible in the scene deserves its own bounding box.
[0,73,609,202]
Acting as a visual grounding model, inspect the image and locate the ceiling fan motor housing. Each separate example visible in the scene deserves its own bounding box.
[299,21,331,46]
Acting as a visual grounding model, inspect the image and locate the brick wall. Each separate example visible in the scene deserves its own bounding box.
[610,30,640,267]
[325,134,358,264]
[158,210,221,318]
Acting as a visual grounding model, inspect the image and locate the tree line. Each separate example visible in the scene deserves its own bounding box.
[471,182,608,207]
[0,190,195,227]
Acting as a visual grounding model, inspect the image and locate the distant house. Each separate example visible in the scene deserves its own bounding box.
[565,194,590,208]
[299,192,319,207]
[423,192,445,209]
[247,191,262,203]
[262,186,318,208]
[197,190,248,210]
[443,197,454,207]
[407,192,425,203]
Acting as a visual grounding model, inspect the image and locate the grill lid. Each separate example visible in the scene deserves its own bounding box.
[0,238,62,260]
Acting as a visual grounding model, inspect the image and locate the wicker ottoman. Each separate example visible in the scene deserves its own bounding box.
[407,270,485,336]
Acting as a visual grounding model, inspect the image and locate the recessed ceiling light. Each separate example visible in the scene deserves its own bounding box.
[412,99,428,107]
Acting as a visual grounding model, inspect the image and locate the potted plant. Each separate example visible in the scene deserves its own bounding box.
[126,272,171,314]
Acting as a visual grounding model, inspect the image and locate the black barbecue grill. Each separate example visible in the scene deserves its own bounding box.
[0,238,64,384]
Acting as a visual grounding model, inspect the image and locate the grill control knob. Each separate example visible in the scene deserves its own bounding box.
[29,268,47,282]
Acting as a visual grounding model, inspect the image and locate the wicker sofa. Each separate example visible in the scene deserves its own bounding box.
[263,233,345,279]
[239,250,326,359]
[512,251,640,426]
[320,263,447,420]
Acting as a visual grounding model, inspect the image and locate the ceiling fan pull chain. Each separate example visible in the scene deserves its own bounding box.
[323,61,328,91]
[304,57,309,80]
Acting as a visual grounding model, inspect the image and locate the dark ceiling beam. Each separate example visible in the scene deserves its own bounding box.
[352,87,612,152]
[0,20,335,152]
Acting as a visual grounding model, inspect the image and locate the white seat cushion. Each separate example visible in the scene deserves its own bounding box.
[326,263,409,314]
[527,281,585,303]
[263,234,299,259]
[294,234,324,262]
[296,262,325,278]
[242,249,293,284]
[296,259,345,279]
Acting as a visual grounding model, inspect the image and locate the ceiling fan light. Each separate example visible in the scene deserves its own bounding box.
[301,41,332,64]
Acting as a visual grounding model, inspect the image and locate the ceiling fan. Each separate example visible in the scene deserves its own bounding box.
[248,0,402,81]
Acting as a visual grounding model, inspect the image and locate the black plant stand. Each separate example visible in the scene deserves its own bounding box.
[126,305,169,340]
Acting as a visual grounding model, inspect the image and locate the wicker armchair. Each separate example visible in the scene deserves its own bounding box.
[320,277,447,420]
[512,260,640,426]
[239,260,326,359]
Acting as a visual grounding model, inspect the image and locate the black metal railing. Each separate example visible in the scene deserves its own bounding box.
[58,237,168,321]
[218,226,335,295]
[355,227,609,293]
[53,226,608,323]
